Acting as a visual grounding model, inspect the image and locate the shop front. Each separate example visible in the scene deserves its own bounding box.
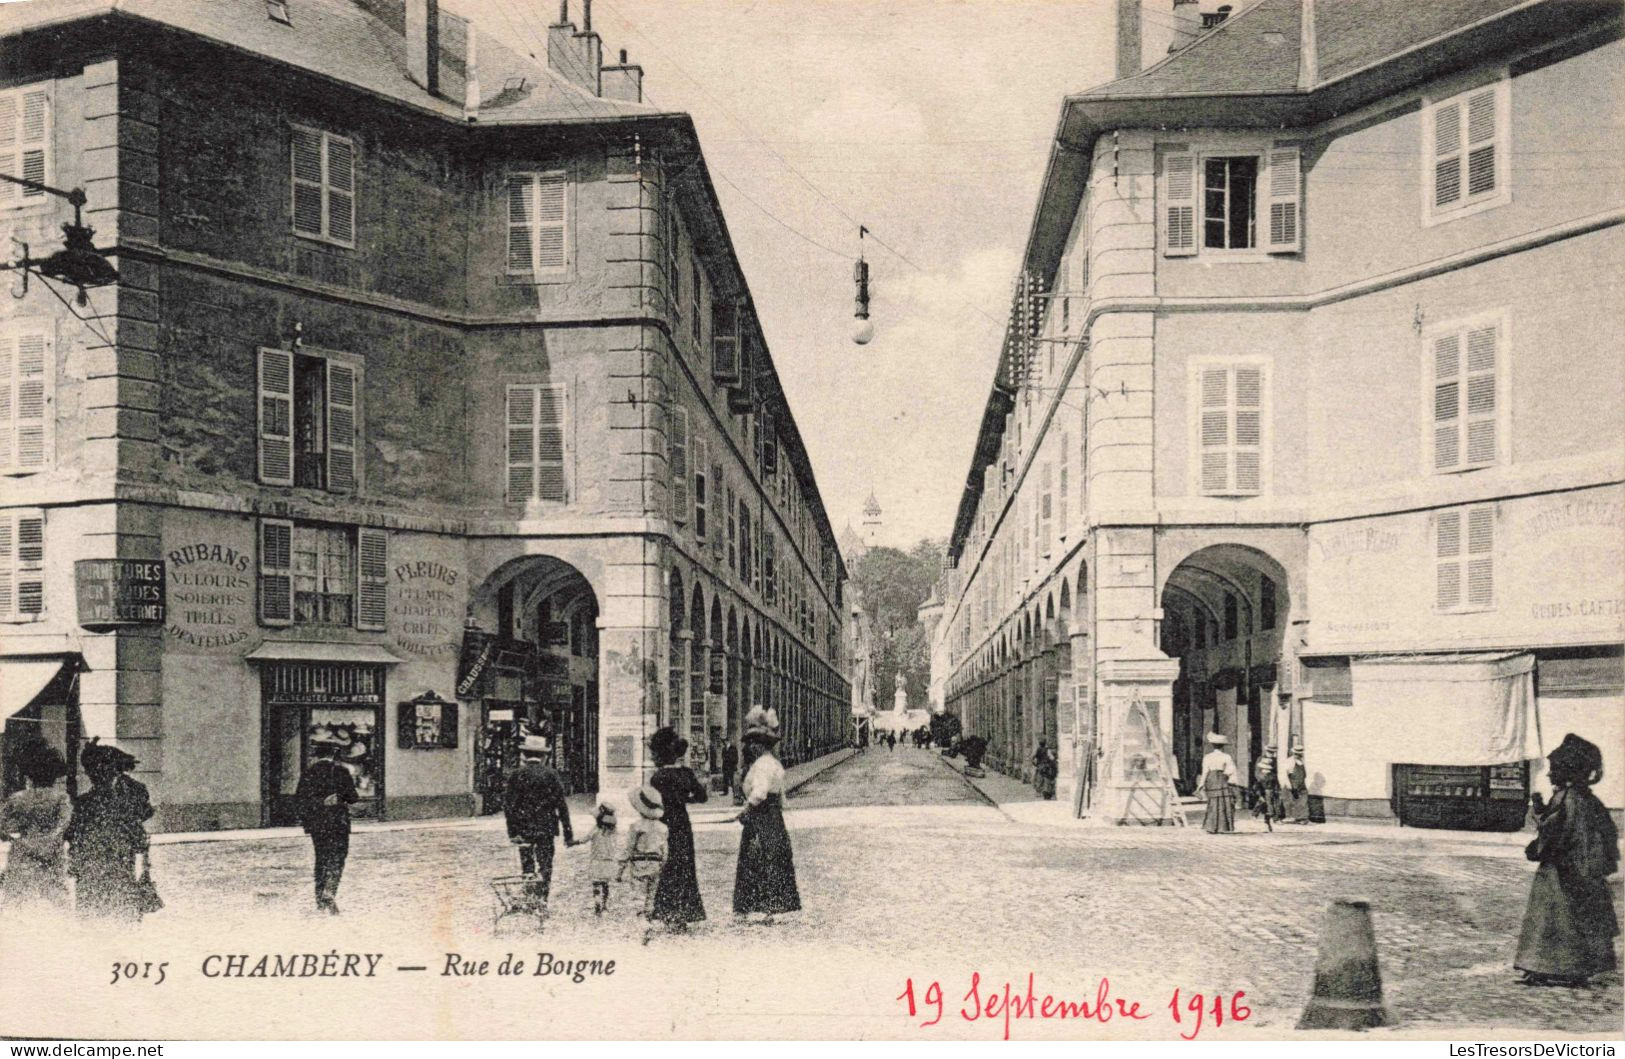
[0,655,82,797]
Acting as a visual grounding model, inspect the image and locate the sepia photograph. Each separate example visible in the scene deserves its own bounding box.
[0,0,1621,1044]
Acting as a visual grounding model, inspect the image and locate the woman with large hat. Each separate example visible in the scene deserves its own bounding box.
[0,741,73,912]
[647,726,708,931]
[65,739,154,921]
[1199,733,1240,835]
[1515,733,1619,985]
[732,707,801,923]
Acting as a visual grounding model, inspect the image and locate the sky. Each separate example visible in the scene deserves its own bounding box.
[460,0,1121,550]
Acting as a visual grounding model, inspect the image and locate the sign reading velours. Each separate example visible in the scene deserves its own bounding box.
[75,559,166,626]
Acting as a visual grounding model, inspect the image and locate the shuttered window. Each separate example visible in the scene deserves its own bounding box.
[258,349,295,486]
[505,383,568,503]
[1161,151,1197,257]
[506,172,569,276]
[691,261,703,345]
[1,85,49,208]
[0,509,44,621]
[693,438,709,541]
[326,359,359,492]
[665,194,682,327]
[670,406,690,524]
[0,322,51,473]
[1196,363,1266,496]
[1430,319,1501,474]
[1428,81,1507,220]
[711,457,725,561]
[712,299,741,384]
[291,127,355,246]
[1265,147,1301,253]
[259,518,295,625]
[258,348,362,491]
[1039,462,1053,557]
[356,527,388,631]
[1436,505,1495,612]
[1057,433,1069,542]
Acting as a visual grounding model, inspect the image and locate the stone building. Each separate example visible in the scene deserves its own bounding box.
[938,0,1623,826]
[0,0,849,830]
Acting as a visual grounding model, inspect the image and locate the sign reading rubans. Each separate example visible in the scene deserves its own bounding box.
[74,559,166,626]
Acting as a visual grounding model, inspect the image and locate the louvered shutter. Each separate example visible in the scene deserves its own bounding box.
[536,384,567,501]
[670,406,689,524]
[3,511,44,618]
[694,438,708,540]
[325,135,355,245]
[0,515,12,618]
[1465,505,1494,608]
[291,128,325,236]
[0,332,12,469]
[356,527,388,631]
[1432,332,1462,471]
[711,457,725,560]
[1058,433,1069,541]
[1,88,49,206]
[534,173,568,273]
[258,349,295,485]
[326,359,358,491]
[259,518,295,625]
[506,385,535,502]
[1265,147,1301,253]
[1464,87,1498,199]
[712,300,740,384]
[1433,100,1463,208]
[506,177,534,273]
[13,328,49,471]
[1199,368,1230,493]
[1463,325,1498,468]
[1232,367,1263,494]
[1435,510,1463,610]
[1040,462,1053,556]
[1161,152,1197,257]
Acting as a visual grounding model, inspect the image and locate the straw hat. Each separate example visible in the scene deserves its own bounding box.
[1206,732,1228,746]
[630,783,664,820]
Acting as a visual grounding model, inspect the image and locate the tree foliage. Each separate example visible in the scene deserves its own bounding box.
[850,539,944,709]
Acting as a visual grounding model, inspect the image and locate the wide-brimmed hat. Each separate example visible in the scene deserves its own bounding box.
[743,705,779,738]
[1206,733,1228,746]
[1548,732,1604,780]
[648,726,688,764]
[594,802,618,825]
[519,734,551,754]
[81,739,138,773]
[630,783,664,820]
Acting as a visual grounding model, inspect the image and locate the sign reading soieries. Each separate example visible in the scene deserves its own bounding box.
[165,539,254,651]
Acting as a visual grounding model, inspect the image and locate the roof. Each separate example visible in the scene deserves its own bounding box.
[0,0,660,124]
[948,0,1621,562]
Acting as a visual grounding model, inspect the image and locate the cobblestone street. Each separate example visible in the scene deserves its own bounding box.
[2,747,1618,1040]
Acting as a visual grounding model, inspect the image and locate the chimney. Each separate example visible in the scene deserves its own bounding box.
[464,23,481,119]
[1297,0,1317,90]
[406,0,441,96]
[548,0,605,95]
[602,48,643,103]
[1117,0,1202,79]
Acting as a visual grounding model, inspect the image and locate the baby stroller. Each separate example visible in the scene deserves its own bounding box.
[490,844,548,933]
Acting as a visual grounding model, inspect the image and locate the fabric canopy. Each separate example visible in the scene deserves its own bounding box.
[1,658,70,721]
[244,641,403,665]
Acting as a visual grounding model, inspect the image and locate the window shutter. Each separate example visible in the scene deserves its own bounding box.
[711,458,724,560]
[326,359,358,492]
[505,385,535,502]
[691,261,702,345]
[537,384,567,501]
[1040,462,1053,555]
[259,518,295,625]
[1161,152,1197,257]
[1232,367,1263,494]
[712,300,740,384]
[1199,368,1230,493]
[325,135,355,245]
[1465,505,1494,608]
[4,511,44,618]
[0,514,12,618]
[670,406,689,524]
[1463,325,1498,468]
[506,177,534,272]
[291,128,325,236]
[1,88,49,206]
[1433,100,1463,208]
[0,332,12,469]
[12,328,49,471]
[1432,332,1462,471]
[1435,510,1462,611]
[1265,147,1301,253]
[356,527,388,631]
[258,348,295,485]
[534,172,567,272]
[1058,433,1069,541]
[1464,87,1497,198]
[0,93,16,205]
[694,438,709,541]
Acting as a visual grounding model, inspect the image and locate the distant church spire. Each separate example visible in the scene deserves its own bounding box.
[861,490,882,547]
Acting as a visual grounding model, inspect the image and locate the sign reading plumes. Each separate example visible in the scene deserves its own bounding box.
[75,559,166,626]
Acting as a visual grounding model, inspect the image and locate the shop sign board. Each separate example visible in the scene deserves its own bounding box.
[456,630,496,698]
[75,559,166,626]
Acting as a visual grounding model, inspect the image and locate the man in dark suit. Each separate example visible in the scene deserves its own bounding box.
[296,738,358,915]
[503,734,574,908]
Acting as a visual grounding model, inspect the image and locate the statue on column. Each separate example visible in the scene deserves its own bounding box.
[892,672,908,713]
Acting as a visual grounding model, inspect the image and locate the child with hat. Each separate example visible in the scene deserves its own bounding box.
[577,802,620,917]
[619,784,668,930]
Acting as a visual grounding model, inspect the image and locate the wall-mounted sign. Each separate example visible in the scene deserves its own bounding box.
[75,559,166,626]
[456,629,496,699]
[163,534,254,651]
[398,691,459,749]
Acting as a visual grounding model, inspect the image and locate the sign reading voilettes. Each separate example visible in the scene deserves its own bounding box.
[75,559,166,626]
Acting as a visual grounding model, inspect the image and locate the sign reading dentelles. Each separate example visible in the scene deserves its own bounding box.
[164,541,253,650]
[391,560,463,660]
[75,560,166,626]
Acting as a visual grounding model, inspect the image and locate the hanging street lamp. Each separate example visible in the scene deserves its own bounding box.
[1,174,120,305]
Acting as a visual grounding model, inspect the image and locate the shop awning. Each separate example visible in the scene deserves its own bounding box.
[1,658,71,721]
[244,641,404,665]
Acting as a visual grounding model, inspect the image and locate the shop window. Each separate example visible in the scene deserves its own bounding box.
[290,126,355,246]
[505,383,568,503]
[1435,505,1495,613]
[1429,315,1505,474]
[1,84,51,211]
[259,519,386,629]
[1425,79,1509,225]
[506,171,569,276]
[0,321,52,474]
[258,348,360,491]
[0,509,44,622]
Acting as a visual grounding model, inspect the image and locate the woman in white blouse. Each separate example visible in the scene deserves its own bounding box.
[731,707,802,923]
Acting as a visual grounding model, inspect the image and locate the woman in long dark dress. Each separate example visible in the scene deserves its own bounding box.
[65,741,154,921]
[647,727,707,930]
[733,708,800,922]
[1515,733,1620,985]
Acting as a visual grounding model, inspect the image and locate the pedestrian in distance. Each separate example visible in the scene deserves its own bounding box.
[1251,746,1280,832]
[1282,745,1311,823]
[65,740,155,922]
[722,741,739,797]
[1199,733,1239,835]
[0,741,72,914]
[575,802,619,917]
[732,707,801,924]
[503,733,574,914]
[294,734,358,915]
[647,727,707,933]
[619,783,667,942]
[1515,733,1620,987]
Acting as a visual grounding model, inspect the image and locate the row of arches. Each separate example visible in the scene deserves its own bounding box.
[667,564,849,779]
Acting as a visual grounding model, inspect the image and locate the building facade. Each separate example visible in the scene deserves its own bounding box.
[0,0,849,830]
[937,0,1624,826]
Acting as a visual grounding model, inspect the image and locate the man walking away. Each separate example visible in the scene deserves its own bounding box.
[297,737,358,915]
[504,733,574,911]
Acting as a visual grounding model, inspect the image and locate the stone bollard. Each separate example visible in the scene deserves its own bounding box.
[1297,898,1392,1030]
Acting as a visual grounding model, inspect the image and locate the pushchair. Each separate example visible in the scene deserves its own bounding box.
[490,844,548,933]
